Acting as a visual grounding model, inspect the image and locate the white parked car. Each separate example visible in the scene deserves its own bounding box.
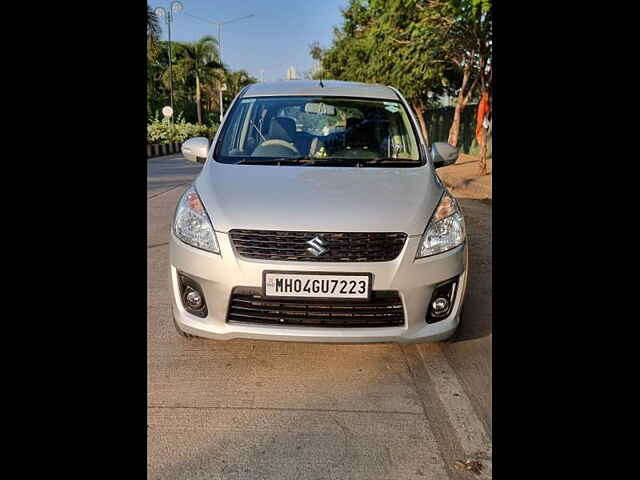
[171,80,467,343]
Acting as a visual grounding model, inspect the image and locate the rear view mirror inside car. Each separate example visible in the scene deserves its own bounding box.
[305,102,336,115]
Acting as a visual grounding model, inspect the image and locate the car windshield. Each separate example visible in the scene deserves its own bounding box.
[214,96,422,167]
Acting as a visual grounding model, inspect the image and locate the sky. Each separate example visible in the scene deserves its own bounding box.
[151,0,348,82]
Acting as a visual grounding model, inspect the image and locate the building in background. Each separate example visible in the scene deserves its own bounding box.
[286,66,298,80]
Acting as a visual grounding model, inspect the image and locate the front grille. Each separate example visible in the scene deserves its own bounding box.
[227,288,405,328]
[229,230,407,262]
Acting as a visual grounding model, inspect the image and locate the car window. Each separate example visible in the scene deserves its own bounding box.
[215,96,422,167]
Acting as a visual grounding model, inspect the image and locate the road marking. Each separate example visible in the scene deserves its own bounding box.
[147,242,169,250]
[417,343,492,478]
[147,183,189,201]
[147,153,185,162]
[148,405,425,416]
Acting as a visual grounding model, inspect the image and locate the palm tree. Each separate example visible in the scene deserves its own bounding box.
[176,36,223,124]
[224,70,257,103]
[147,6,161,62]
[149,41,172,116]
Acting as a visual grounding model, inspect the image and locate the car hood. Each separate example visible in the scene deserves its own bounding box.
[195,162,444,236]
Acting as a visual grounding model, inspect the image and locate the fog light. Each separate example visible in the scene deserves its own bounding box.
[432,297,450,314]
[178,273,208,318]
[185,290,203,309]
[426,277,458,324]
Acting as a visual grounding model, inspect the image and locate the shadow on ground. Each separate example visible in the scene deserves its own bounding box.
[450,198,492,342]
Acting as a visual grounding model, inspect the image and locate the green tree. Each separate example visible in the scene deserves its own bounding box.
[147,6,161,62]
[320,0,374,84]
[148,41,172,116]
[317,0,491,150]
[146,34,259,126]
[321,0,451,143]
[223,70,257,102]
[419,0,492,147]
[309,41,323,62]
[175,36,223,124]
[307,41,325,79]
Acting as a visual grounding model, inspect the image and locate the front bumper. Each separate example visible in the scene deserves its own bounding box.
[169,231,468,343]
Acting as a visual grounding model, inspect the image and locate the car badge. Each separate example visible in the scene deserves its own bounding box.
[306,235,328,256]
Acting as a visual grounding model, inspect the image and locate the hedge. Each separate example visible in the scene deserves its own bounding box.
[147,120,218,144]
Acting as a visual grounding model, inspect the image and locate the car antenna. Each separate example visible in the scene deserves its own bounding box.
[319,71,324,88]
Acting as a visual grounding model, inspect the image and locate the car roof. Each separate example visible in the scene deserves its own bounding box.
[242,80,400,101]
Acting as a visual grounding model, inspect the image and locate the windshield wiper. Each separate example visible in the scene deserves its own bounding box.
[312,157,379,167]
[235,157,311,165]
[233,157,420,167]
[355,158,421,165]
[310,157,421,167]
[249,120,266,143]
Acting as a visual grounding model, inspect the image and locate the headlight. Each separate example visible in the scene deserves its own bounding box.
[173,185,220,254]
[417,191,465,258]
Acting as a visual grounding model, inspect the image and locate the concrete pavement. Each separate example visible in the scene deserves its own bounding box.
[147,154,492,479]
[147,154,204,198]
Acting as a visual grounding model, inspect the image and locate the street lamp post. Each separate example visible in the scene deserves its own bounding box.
[219,82,227,123]
[154,1,183,118]
[183,12,254,123]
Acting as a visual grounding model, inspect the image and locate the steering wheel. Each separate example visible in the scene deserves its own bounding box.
[251,139,300,157]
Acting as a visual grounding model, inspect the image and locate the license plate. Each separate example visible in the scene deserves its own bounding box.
[263,271,372,300]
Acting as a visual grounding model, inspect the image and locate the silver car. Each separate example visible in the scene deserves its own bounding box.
[170,80,467,343]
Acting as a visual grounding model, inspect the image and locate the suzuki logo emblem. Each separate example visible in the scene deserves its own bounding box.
[306,235,328,257]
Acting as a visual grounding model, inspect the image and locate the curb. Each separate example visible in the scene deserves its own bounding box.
[147,142,182,158]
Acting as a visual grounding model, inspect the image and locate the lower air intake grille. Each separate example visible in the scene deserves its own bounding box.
[227,288,405,328]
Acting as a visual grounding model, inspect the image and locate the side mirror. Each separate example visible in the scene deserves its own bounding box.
[431,142,459,168]
[181,137,210,163]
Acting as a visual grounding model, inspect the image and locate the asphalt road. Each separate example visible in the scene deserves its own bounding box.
[147,154,492,480]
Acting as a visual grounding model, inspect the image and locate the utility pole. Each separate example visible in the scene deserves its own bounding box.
[183,12,255,124]
[218,23,223,124]
[154,1,183,117]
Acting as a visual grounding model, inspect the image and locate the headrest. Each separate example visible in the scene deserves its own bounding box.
[268,117,297,142]
[346,118,361,130]
[347,120,376,147]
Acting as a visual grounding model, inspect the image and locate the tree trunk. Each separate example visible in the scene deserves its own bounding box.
[448,65,480,148]
[479,123,489,175]
[447,66,471,146]
[476,89,490,174]
[412,102,430,146]
[196,73,202,125]
[478,91,491,175]
[448,103,462,147]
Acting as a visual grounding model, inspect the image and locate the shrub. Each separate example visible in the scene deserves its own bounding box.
[147,118,218,144]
